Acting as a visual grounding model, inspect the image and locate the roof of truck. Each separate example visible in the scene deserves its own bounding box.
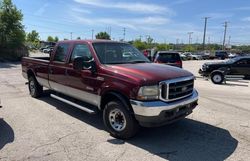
[58,39,126,44]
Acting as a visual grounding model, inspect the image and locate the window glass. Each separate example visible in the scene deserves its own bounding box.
[71,44,92,62]
[54,44,69,62]
[93,43,149,64]
[156,53,181,62]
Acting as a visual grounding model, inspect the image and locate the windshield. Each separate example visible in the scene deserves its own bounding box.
[92,42,150,64]
[226,57,241,63]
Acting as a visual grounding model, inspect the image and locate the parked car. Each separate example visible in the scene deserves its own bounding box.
[183,52,202,60]
[43,47,54,54]
[228,53,237,59]
[215,51,228,60]
[154,51,182,68]
[180,53,187,60]
[199,52,210,60]
[22,40,198,139]
[199,56,250,84]
[40,45,54,52]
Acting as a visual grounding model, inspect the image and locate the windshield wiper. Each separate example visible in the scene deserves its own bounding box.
[129,60,149,64]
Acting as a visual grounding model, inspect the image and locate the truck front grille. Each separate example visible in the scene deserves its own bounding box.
[160,76,194,102]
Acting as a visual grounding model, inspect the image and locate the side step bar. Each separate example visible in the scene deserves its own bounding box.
[50,94,96,114]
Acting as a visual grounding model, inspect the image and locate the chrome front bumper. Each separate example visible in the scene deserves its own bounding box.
[130,89,198,117]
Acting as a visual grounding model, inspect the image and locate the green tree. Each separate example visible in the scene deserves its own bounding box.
[47,36,54,42]
[184,45,195,52]
[54,36,59,42]
[77,36,81,40]
[156,43,171,51]
[26,30,39,42]
[132,39,147,50]
[95,32,111,40]
[0,0,25,47]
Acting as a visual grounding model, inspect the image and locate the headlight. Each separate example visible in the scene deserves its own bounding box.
[137,85,159,100]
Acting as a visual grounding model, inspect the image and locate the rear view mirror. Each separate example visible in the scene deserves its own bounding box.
[73,57,84,71]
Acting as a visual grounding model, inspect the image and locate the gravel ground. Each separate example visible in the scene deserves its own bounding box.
[0,56,250,161]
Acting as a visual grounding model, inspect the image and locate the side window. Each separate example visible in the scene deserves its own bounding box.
[71,44,92,62]
[54,44,69,62]
[236,59,248,66]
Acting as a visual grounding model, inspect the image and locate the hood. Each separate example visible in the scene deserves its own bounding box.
[204,61,229,66]
[105,63,193,85]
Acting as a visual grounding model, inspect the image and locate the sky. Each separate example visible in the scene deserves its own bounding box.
[12,0,250,45]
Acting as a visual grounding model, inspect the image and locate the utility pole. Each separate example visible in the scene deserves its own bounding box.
[187,32,193,45]
[123,28,126,41]
[202,17,210,50]
[91,29,94,40]
[222,21,229,50]
[70,32,73,40]
[228,35,231,46]
[109,27,112,38]
[139,35,142,41]
[176,38,179,47]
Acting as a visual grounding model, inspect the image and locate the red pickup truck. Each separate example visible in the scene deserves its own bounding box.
[22,40,198,139]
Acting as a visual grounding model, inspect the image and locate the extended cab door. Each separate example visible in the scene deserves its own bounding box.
[231,59,250,75]
[65,43,100,106]
[49,43,71,93]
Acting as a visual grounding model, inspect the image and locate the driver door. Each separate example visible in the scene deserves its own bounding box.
[65,43,100,106]
[231,59,250,75]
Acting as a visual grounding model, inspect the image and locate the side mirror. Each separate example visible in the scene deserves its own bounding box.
[73,57,84,71]
[73,56,97,73]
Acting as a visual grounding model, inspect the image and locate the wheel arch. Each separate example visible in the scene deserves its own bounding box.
[100,91,133,113]
[27,69,36,79]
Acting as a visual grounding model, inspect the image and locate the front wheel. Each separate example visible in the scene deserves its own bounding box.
[103,100,139,139]
[211,72,224,84]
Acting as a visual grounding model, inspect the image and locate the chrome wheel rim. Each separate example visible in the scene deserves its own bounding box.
[29,80,35,95]
[213,74,222,83]
[109,109,127,132]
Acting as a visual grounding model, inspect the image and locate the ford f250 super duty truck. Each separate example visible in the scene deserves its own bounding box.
[22,40,198,139]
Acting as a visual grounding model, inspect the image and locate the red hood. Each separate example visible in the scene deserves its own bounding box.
[104,63,193,85]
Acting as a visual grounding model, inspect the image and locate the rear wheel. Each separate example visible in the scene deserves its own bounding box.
[103,100,139,139]
[28,76,43,98]
[211,72,224,84]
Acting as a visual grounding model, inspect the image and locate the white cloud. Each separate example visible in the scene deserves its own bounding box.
[198,12,233,19]
[74,0,174,14]
[234,7,250,11]
[71,8,92,14]
[241,17,250,22]
[35,3,49,16]
[171,0,193,5]
[73,14,170,30]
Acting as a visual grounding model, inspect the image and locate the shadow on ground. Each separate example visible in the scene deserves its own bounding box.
[0,62,20,69]
[39,95,238,161]
[0,119,15,150]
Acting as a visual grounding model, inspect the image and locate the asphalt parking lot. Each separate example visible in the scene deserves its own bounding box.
[0,57,250,161]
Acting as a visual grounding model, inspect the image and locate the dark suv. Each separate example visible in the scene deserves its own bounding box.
[215,51,228,60]
[154,51,182,68]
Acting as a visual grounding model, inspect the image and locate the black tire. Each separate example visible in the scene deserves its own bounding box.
[103,100,139,139]
[28,76,43,98]
[211,72,224,84]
